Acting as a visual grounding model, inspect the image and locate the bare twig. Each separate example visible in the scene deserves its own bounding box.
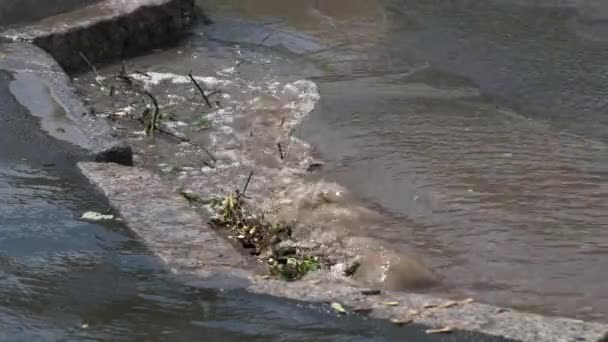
[117,60,133,86]
[277,143,284,160]
[242,171,254,195]
[79,51,101,85]
[206,90,222,97]
[144,91,159,136]
[188,72,213,108]
[258,32,274,47]
[200,144,217,165]
[134,70,151,78]
[157,126,189,142]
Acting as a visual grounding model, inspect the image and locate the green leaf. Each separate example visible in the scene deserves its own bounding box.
[331,302,347,314]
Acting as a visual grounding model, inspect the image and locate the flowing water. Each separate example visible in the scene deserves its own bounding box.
[200,0,608,321]
[0,60,514,340]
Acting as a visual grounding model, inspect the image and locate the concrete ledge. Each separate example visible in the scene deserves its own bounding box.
[78,162,246,275]
[1,0,195,73]
[78,161,608,342]
[0,43,132,165]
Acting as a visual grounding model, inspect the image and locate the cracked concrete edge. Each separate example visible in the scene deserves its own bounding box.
[0,42,132,165]
[0,0,195,73]
[78,161,608,342]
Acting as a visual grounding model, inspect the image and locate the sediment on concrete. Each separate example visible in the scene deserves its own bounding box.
[0,0,195,73]
[78,161,608,342]
[0,43,132,165]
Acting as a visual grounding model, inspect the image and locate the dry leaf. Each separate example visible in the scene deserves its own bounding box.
[408,309,420,316]
[423,303,438,309]
[426,326,454,334]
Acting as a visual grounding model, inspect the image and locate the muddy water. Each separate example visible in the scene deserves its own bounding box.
[200,0,608,320]
[3,66,507,341]
[1,71,489,341]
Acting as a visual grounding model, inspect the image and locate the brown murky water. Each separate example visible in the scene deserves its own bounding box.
[200,0,608,320]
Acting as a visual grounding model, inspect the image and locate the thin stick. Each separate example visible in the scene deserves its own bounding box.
[258,32,274,47]
[277,143,284,160]
[242,171,254,195]
[206,90,221,97]
[144,91,159,135]
[188,72,213,108]
[79,51,101,84]
[200,144,217,164]
[118,60,133,86]
[158,126,189,142]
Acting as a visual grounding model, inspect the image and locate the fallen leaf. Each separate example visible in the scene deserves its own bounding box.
[383,301,400,306]
[408,309,420,316]
[426,326,454,334]
[423,303,438,309]
[80,211,114,221]
[331,302,347,314]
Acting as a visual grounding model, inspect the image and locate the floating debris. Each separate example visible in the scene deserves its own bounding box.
[383,301,400,306]
[331,302,347,314]
[209,191,325,280]
[391,317,413,326]
[426,326,454,334]
[438,298,474,309]
[80,211,114,221]
[361,289,381,296]
[180,191,205,205]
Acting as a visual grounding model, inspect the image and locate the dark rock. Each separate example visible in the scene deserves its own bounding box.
[1,0,196,73]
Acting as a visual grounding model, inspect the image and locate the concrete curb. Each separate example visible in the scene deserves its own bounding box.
[0,42,132,165]
[0,0,195,165]
[78,162,608,342]
[1,0,195,73]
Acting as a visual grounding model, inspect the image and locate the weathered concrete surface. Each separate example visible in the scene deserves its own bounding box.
[78,161,608,342]
[0,0,98,28]
[78,162,247,277]
[1,0,195,72]
[0,43,132,165]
